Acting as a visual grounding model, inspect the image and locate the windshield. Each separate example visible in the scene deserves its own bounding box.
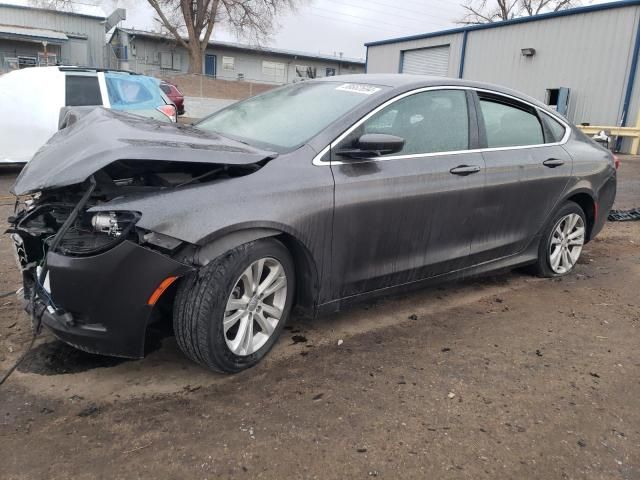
[196,81,388,151]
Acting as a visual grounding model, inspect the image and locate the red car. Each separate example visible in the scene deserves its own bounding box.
[159,80,185,115]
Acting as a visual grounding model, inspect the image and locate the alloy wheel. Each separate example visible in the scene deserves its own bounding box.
[549,213,585,274]
[223,257,288,356]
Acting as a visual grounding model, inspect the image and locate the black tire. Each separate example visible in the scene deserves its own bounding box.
[529,201,586,278]
[173,238,295,373]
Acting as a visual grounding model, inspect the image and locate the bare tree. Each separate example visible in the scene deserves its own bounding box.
[146,0,297,74]
[459,0,586,24]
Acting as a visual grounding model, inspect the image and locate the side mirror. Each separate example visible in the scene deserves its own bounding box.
[336,133,405,159]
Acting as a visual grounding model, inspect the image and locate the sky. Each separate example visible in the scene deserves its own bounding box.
[109,0,470,61]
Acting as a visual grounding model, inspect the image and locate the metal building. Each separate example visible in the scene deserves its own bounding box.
[0,1,124,72]
[107,27,365,84]
[365,0,640,153]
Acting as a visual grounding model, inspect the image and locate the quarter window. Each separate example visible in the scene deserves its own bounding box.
[479,97,544,148]
[541,111,567,143]
[349,89,469,156]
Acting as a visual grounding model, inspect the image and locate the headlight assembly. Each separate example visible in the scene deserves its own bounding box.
[56,211,141,256]
[90,211,138,237]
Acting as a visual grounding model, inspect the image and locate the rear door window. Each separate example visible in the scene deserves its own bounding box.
[479,96,544,148]
[65,75,102,106]
[105,74,163,110]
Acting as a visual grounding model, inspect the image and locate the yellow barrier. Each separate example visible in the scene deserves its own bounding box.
[577,114,640,154]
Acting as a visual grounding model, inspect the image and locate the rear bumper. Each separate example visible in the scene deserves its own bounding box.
[31,240,192,358]
[591,173,617,239]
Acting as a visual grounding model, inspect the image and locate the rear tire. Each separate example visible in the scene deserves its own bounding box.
[529,201,587,278]
[173,238,295,373]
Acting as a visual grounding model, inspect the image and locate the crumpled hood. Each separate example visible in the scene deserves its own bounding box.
[12,107,277,195]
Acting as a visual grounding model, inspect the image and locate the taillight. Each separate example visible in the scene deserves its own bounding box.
[613,154,621,170]
[157,104,177,122]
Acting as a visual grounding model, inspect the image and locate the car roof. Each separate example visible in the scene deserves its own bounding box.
[58,66,140,75]
[313,73,554,115]
[313,73,519,91]
[1,66,142,77]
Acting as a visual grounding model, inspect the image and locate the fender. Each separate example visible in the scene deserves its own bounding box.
[553,186,599,241]
[558,185,596,207]
[191,228,281,266]
[178,226,323,315]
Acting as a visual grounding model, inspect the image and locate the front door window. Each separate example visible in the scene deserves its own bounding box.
[338,89,470,157]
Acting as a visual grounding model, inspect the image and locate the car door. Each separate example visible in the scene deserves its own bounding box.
[329,88,486,299]
[471,90,573,262]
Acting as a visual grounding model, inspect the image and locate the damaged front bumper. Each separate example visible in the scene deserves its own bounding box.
[10,178,194,358]
[26,240,192,358]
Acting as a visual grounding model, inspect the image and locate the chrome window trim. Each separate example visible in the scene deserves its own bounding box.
[312,85,571,166]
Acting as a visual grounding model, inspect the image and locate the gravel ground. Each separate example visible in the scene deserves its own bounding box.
[0,157,638,479]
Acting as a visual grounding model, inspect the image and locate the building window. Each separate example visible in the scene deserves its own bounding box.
[295,65,317,79]
[262,61,285,82]
[17,56,37,68]
[546,89,560,107]
[159,52,181,71]
[222,56,235,71]
[325,67,336,77]
[113,45,128,60]
[38,52,57,66]
[545,87,570,115]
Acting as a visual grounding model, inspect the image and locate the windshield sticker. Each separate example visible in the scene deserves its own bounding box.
[335,84,381,95]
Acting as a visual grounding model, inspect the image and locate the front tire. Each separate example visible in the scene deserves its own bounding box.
[173,238,295,373]
[530,201,587,278]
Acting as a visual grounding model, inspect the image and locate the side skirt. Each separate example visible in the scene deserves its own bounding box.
[316,236,541,315]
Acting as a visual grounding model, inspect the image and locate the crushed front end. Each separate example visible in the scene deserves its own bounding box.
[8,108,277,358]
[9,176,193,358]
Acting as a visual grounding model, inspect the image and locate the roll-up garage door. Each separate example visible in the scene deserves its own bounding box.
[401,45,450,76]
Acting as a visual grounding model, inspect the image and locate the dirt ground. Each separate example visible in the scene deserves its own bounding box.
[1,157,638,480]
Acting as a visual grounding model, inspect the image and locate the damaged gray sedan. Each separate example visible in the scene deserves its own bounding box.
[9,74,617,373]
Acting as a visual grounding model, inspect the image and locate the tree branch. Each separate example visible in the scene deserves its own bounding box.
[147,0,189,49]
[458,0,586,24]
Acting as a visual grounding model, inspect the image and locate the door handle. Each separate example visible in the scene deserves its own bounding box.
[450,165,481,176]
[543,158,565,168]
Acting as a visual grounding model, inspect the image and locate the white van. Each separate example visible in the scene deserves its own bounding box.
[0,66,177,164]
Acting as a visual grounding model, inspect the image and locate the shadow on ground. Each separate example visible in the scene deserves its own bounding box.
[17,327,168,375]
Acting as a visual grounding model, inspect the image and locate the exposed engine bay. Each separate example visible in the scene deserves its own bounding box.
[9,159,268,304]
